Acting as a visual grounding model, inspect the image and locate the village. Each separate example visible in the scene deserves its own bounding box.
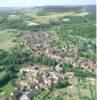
[22,31,96,72]
[37,46,96,72]
[5,63,75,100]
[0,3,96,100]
[1,32,96,100]
[6,61,96,100]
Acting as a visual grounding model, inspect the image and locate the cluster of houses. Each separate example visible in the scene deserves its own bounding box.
[37,44,96,72]
[23,31,49,50]
[20,30,96,74]
[5,51,96,100]
[6,64,74,100]
[22,29,96,72]
[5,41,96,100]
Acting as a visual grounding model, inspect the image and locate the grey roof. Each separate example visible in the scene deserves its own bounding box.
[26,89,38,98]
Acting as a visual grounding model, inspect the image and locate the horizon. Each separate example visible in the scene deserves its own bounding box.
[0,4,96,8]
[0,0,96,8]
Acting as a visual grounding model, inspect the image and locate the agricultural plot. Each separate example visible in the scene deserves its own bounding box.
[0,30,16,50]
[43,77,96,100]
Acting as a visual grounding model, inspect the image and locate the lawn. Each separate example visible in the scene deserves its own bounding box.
[0,71,6,78]
[0,82,15,100]
[0,70,15,100]
[0,30,16,50]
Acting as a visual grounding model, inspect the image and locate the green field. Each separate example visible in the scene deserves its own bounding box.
[43,77,96,100]
[0,30,16,50]
[0,82,15,100]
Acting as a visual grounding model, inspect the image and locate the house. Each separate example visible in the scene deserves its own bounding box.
[62,18,70,22]
[20,66,39,78]
[68,85,74,89]
[65,72,74,78]
[5,93,17,100]
[47,77,53,88]
[86,78,95,85]
[19,88,38,100]
[16,79,39,100]
[55,63,63,72]
[39,83,47,90]
[18,78,38,92]
[49,72,58,83]
[20,94,29,100]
